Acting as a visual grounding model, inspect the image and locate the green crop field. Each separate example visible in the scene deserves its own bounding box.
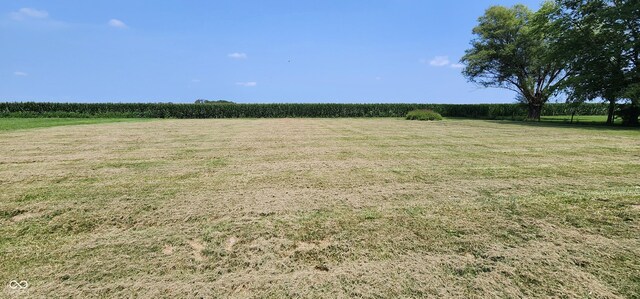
[1,118,638,297]
[0,118,144,131]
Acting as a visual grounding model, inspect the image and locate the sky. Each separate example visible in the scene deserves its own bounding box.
[1,0,544,104]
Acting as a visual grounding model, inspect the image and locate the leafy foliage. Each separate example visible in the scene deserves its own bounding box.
[406,109,443,121]
[616,104,640,125]
[549,0,639,125]
[461,2,568,120]
[194,99,235,104]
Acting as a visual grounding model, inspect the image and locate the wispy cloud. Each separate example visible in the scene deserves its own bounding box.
[14,71,28,76]
[10,8,49,20]
[192,79,201,83]
[236,81,257,87]
[108,19,127,29]
[8,7,69,29]
[228,52,247,60]
[428,56,450,67]
[450,63,464,69]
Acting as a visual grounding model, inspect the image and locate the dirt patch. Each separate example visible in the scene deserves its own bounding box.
[10,212,44,222]
[225,236,238,252]
[295,239,332,252]
[162,244,173,255]
[296,241,317,252]
[187,239,205,261]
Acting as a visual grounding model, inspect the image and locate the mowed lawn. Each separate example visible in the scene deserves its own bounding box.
[0,118,639,298]
[0,118,144,131]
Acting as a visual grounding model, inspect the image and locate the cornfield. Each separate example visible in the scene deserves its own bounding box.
[0,102,608,119]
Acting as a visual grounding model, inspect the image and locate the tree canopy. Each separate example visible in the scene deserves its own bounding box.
[548,0,639,125]
[462,1,639,125]
[461,2,568,120]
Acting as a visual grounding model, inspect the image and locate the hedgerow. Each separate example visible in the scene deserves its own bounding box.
[0,102,608,119]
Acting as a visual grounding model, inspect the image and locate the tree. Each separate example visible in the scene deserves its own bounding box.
[194,99,235,104]
[461,3,568,120]
[550,0,639,125]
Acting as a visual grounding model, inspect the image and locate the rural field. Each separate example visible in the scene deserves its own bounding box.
[1,118,639,298]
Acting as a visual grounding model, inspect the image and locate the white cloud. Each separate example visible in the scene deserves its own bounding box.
[450,63,465,69]
[108,19,127,29]
[14,71,28,76]
[236,82,257,87]
[11,8,49,20]
[228,52,247,59]
[429,56,450,67]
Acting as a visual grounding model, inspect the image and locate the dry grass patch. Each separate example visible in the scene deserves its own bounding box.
[0,118,638,298]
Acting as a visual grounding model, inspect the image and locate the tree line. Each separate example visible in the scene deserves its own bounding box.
[462,0,639,125]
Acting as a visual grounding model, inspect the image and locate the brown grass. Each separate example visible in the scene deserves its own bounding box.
[0,118,639,298]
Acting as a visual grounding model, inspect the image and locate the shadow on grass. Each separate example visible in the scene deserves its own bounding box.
[485,119,640,132]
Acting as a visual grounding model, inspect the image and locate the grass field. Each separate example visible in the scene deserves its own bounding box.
[541,115,623,125]
[1,118,639,298]
[0,118,144,131]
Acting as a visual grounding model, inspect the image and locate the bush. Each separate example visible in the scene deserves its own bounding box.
[406,109,443,121]
[616,104,640,126]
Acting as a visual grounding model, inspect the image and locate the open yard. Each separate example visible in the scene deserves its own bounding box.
[1,118,639,298]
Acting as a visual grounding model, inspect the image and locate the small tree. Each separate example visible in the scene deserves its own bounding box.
[461,3,568,120]
[619,83,640,125]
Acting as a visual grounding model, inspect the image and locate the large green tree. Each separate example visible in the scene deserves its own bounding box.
[461,3,567,120]
[549,0,639,125]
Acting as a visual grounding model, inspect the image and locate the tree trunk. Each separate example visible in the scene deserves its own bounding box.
[527,103,542,121]
[606,99,615,125]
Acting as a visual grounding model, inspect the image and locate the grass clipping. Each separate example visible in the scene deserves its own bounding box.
[1,118,639,298]
[406,109,443,121]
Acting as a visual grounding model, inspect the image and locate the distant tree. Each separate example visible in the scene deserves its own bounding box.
[549,0,639,125]
[195,99,235,104]
[461,3,568,120]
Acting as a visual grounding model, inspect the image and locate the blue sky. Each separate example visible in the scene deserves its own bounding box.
[1,0,544,103]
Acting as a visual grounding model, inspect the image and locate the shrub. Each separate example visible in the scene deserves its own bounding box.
[616,104,640,126]
[406,109,443,121]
